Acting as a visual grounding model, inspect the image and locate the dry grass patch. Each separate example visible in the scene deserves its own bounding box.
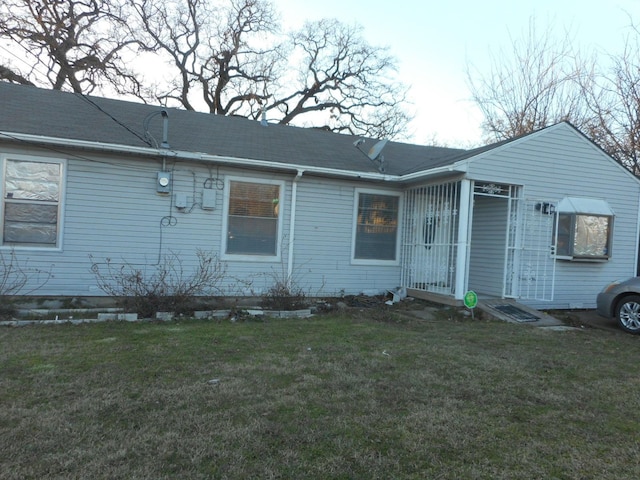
[1,313,640,479]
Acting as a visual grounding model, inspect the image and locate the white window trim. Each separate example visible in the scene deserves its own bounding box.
[221,175,285,262]
[0,153,66,251]
[351,188,402,266]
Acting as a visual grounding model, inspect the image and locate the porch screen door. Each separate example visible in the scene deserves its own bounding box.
[504,199,557,301]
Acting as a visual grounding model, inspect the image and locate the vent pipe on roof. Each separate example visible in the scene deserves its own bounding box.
[160,110,170,148]
[143,110,171,149]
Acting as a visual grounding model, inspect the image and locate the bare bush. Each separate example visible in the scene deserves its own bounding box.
[90,249,227,317]
[258,256,318,311]
[0,249,27,297]
[260,279,308,312]
[0,249,53,319]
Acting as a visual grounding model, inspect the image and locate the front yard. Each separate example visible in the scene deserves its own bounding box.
[1,310,639,479]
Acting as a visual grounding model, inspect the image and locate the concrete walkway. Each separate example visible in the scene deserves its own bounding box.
[478,298,565,327]
[479,299,627,333]
[400,296,624,334]
[405,290,579,330]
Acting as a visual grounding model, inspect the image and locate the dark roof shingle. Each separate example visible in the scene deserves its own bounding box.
[1,82,475,175]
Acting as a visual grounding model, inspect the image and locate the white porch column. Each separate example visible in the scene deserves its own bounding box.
[454,179,473,300]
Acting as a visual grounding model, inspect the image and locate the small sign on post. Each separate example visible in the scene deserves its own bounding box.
[463,290,478,319]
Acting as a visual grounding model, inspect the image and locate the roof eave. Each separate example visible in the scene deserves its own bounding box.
[0,131,396,181]
[398,161,469,182]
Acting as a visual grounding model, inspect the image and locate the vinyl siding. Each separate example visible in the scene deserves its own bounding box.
[292,177,402,296]
[3,122,639,309]
[1,145,402,297]
[467,196,509,296]
[465,123,640,309]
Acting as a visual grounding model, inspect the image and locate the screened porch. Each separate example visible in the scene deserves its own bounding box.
[400,180,463,297]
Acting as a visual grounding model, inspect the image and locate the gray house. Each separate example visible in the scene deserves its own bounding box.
[1,82,639,309]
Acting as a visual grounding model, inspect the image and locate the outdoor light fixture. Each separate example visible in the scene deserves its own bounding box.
[536,202,555,215]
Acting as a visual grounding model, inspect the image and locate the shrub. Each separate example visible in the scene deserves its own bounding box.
[91,250,227,318]
[260,280,308,311]
[0,249,27,298]
[0,250,53,320]
[0,302,17,321]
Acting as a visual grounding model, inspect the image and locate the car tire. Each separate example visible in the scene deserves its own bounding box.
[615,294,640,334]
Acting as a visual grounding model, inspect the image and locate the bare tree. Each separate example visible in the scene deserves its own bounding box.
[129,1,410,137]
[0,65,34,85]
[579,31,640,174]
[468,15,640,174]
[130,0,282,113]
[1,0,411,138]
[265,19,411,138]
[129,0,206,111]
[467,19,590,142]
[0,0,141,94]
[201,0,280,116]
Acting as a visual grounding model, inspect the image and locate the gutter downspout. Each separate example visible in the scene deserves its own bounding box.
[287,169,304,287]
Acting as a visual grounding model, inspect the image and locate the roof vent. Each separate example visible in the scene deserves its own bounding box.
[160,110,170,148]
[143,110,170,148]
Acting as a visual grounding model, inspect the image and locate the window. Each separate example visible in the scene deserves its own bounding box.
[353,191,400,262]
[2,157,63,248]
[554,197,613,260]
[224,178,282,258]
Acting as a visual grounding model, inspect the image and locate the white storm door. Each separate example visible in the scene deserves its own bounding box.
[505,199,557,301]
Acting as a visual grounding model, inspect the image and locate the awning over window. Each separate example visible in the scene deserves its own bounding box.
[557,197,614,216]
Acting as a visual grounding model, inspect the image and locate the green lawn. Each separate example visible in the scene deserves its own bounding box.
[1,310,640,479]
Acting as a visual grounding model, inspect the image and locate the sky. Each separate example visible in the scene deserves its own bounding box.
[273,0,640,147]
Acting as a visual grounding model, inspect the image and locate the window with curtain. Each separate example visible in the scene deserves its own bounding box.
[556,213,612,259]
[554,197,613,261]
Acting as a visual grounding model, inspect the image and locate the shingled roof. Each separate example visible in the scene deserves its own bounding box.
[0,82,512,177]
